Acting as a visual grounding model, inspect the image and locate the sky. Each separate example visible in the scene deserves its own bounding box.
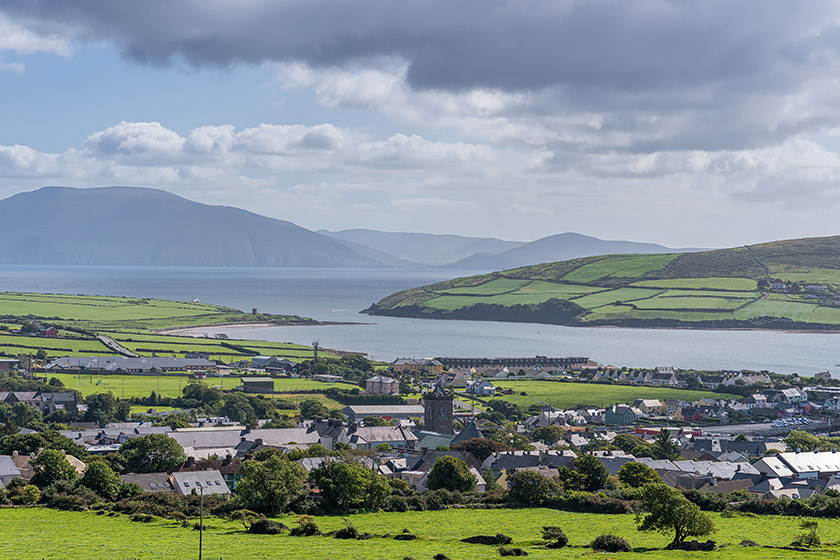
[1,1,840,248]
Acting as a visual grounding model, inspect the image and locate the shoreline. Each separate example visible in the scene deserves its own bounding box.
[156,320,372,335]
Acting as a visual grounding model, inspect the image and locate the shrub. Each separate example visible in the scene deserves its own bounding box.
[334,519,360,539]
[740,539,759,547]
[541,526,568,549]
[792,520,820,548]
[248,519,288,535]
[590,534,631,552]
[130,513,153,523]
[462,534,512,545]
[433,555,450,560]
[394,528,417,541]
[499,547,528,556]
[289,515,321,536]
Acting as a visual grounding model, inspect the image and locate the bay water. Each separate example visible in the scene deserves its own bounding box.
[0,265,837,375]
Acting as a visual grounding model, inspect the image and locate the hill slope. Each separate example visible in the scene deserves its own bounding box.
[364,235,840,330]
[320,228,524,266]
[444,232,680,269]
[0,186,397,268]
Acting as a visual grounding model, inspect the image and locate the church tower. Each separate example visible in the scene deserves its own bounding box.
[422,383,453,434]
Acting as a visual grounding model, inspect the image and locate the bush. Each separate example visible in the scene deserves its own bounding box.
[792,520,820,548]
[130,513,154,523]
[499,547,528,556]
[740,539,759,547]
[334,519,360,539]
[433,555,450,560]
[289,515,321,536]
[541,526,568,549]
[462,534,512,545]
[394,528,418,541]
[590,534,632,552]
[248,519,288,535]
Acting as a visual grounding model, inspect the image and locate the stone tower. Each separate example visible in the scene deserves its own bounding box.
[422,383,453,434]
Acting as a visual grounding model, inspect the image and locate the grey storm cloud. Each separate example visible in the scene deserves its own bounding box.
[7,1,840,152]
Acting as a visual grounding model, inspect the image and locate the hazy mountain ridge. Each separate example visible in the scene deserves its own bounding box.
[0,187,391,268]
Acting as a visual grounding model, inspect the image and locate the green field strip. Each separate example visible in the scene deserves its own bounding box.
[437,277,531,295]
[734,299,819,322]
[580,305,734,322]
[561,254,677,283]
[425,292,564,310]
[631,277,759,290]
[768,264,840,286]
[653,289,761,299]
[569,287,663,308]
[510,281,606,296]
[631,296,754,310]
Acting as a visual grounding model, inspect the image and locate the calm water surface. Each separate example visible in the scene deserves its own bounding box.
[0,265,837,375]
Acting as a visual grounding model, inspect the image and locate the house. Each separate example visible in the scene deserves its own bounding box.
[742,394,768,409]
[0,359,19,371]
[366,375,400,395]
[761,451,840,479]
[625,370,651,384]
[605,405,641,426]
[633,399,664,416]
[251,356,299,373]
[46,356,215,373]
[675,407,704,422]
[465,378,495,396]
[172,456,243,490]
[119,472,175,493]
[312,374,342,383]
[0,455,21,487]
[342,405,425,424]
[702,375,727,390]
[240,377,274,394]
[170,469,230,496]
[724,372,771,387]
[651,371,678,386]
[389,358,444,375]
[37,326,59,338]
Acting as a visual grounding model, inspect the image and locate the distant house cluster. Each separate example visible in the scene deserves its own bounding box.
[46,356,215,374]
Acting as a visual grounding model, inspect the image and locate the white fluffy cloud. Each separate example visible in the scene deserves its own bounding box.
[0,120,838,246]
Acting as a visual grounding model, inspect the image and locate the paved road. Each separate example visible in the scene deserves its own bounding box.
[96,334,139,358]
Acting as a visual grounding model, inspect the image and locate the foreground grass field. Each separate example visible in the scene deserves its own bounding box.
[3,507,840,559]
[367,235,840,329]
[491,379,737,409]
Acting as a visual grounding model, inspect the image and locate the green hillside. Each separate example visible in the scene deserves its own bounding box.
[365,235,840,330]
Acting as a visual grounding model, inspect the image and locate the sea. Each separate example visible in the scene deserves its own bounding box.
[0,265,838,375]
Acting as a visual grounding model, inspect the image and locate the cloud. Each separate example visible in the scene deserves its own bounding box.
[0,12,69,55]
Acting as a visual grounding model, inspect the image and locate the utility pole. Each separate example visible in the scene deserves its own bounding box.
[197,482,204,560]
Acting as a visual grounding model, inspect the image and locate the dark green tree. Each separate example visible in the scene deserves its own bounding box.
[636,483,714,546]
[81,459,122,500]
[426,456,476,492]
[299,399,330,420]
[531,426,565,445]
[30,449,78,488]
[507,470,558,506]
[651,429,680,460]
[309,461,391,511]
[235,455,308,515]
[120,434,186,473]
[572,454,609,492]
[450,438,513,462]
[618,462,661,488]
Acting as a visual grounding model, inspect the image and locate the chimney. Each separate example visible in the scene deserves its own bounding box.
[421,446,428,454]
[255,438,263,447]
[223,454,232,466]
[186,456,195,467]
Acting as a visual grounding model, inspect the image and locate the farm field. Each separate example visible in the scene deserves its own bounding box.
[48,373,347,399]
[0,292,310,331]
[2,507,839,559]
[367,235,840,330]
[491,380,737,409]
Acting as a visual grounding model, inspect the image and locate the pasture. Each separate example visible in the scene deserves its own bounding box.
[48,373,346,399]
[2,507,839,559]
[491,379,737,409]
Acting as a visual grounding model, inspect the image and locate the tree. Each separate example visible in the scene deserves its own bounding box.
[81,459,122,500]
[450,438,513,462]
[685,375,700,390]
[651,429,680,460]
[120,433,186,473]
[221,393,257,426]
[426,456,476,492]
[30,449,78,488]
[310,460,391,512]
[572,454,609,492]
[636,483,714,546]
[532,426,565,445]
[299,399,330,420]
[181,381,223,406]
[784,430,824,452]
[507,470,558,506]
[236,455,308,515]
[84,393,120,426]
[613,433,646,453]
[618,462,661,488]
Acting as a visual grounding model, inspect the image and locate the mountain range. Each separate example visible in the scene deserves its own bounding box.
[0,186,699,268]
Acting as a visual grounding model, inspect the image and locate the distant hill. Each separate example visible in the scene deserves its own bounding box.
[0,187,398,267]
[444,232,686,269]
[319,228,524,266]
[364,235,840,331]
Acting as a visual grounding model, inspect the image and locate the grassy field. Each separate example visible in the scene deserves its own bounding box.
[368,235,840,329]
[48,373,348,399]
[492,380,737,409]
[3,507,840,559]
[0,292,308,331]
